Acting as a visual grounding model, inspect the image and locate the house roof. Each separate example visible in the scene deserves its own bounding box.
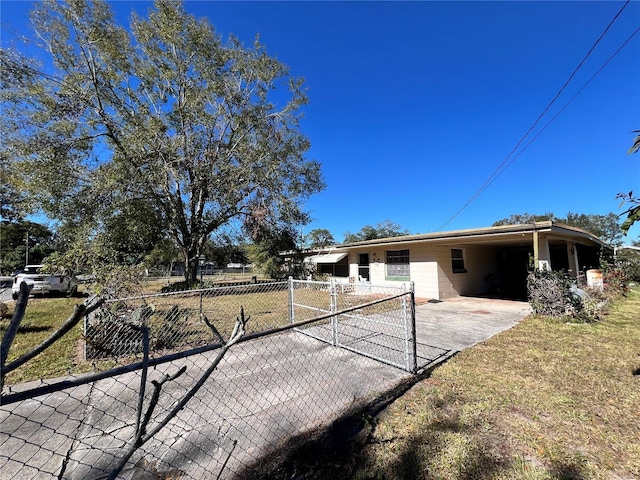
[329,221,610,250]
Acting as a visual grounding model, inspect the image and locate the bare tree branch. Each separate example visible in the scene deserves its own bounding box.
[0,282,31,391]
[1,295,104,381]
[107,307,249,480]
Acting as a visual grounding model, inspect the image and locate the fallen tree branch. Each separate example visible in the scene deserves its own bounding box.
[107,307,249,480]
[1,296,104,381]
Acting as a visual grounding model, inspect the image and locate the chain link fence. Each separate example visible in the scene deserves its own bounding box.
[1,279,416,479]
[291,279,417,372]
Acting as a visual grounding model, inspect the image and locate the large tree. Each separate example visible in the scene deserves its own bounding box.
[564,212,623,246]
[1,0,323,283]
[492,212,556,226]
[0,220,55,274]
[343,220,410,244]
[246,226,298,279]
[306,228,335,248]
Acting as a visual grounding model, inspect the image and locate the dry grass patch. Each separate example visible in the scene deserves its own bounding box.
[349,288,640,480]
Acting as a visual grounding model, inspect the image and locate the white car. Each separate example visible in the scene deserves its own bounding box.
[12,265,77,299]
[1,276,13,303]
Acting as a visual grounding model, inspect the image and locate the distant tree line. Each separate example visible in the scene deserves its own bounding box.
[493,212,625,246]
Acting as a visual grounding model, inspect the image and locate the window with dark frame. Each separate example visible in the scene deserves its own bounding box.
[386,249,410,279]
[451,248,466,273]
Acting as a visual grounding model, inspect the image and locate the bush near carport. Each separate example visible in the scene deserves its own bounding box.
[527,268,629,322]
[527,270,581,318]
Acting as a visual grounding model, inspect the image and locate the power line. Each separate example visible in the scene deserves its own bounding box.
[483,26,640,193]
[435,0,633,232]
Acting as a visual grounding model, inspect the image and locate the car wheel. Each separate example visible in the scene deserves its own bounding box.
[12,292,18,300]
[68,285,78,297]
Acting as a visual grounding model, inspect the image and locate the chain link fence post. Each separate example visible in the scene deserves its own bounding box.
[288,276,295,324]
[402,284,411,372]
[329,278,338,346]
[409,281,417,373]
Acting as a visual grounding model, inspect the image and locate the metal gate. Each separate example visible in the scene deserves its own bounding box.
[289,278,417,373]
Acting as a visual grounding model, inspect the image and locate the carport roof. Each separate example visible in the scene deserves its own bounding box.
[330,221,610,250]
[304,253,349,264]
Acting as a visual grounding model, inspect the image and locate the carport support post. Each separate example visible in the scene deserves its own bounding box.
[533,229,539,270]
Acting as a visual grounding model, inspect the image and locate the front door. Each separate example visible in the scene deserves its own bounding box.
[358,253,370,281]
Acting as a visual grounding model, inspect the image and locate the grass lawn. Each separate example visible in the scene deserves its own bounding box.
[330,287,640,479]
[1,296,87,385]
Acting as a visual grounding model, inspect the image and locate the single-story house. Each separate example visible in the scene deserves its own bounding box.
[302,221,609,301]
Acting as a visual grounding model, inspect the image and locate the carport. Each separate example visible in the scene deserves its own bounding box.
[430,222,607,300]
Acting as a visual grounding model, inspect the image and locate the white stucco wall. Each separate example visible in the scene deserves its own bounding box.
[345,245,439,300]
[343,243,499,300]
[437,245,497,299]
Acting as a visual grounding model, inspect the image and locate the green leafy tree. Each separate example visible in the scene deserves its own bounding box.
[343,220,410,244]
[617,130,640,235]
[202,235,249,269]
[615,245,640,282]
[98,199,169,265]
[0,220,55,274]
[246,227,297,279]
[144,237,181,275]
[492,212,556,226]
[1,0,323,284]
[306,228,335,248]
[564,212,623,246]
[493,211,623,245]
[0,152,29,222]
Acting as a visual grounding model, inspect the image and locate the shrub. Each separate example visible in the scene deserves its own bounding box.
[527,269,581,317]
[160,281,192,293]
[528,267,628,322]
[572,294,603,323]
[615,249,640,282]
[603,268,630,296]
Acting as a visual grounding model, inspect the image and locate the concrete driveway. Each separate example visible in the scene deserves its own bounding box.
[414,296,530,370]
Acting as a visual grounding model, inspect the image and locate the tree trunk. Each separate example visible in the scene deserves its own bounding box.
[183,248,199,286]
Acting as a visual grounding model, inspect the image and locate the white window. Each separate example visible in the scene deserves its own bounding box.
[386,249,410,279]
[451,248,466,273]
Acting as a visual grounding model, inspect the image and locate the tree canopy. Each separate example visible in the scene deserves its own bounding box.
[0,220,55,274]
[492,212,557,226]
[343,220,410,244]
[617,130,640,236]
[1,0,324,283]
[492,212,624,245]
[306,228,335,248]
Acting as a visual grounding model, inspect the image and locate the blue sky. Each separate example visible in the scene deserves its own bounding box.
[2,1,639,243]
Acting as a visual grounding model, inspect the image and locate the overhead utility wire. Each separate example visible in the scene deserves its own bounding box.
[434,0,632,232]
[481,26,640,193]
